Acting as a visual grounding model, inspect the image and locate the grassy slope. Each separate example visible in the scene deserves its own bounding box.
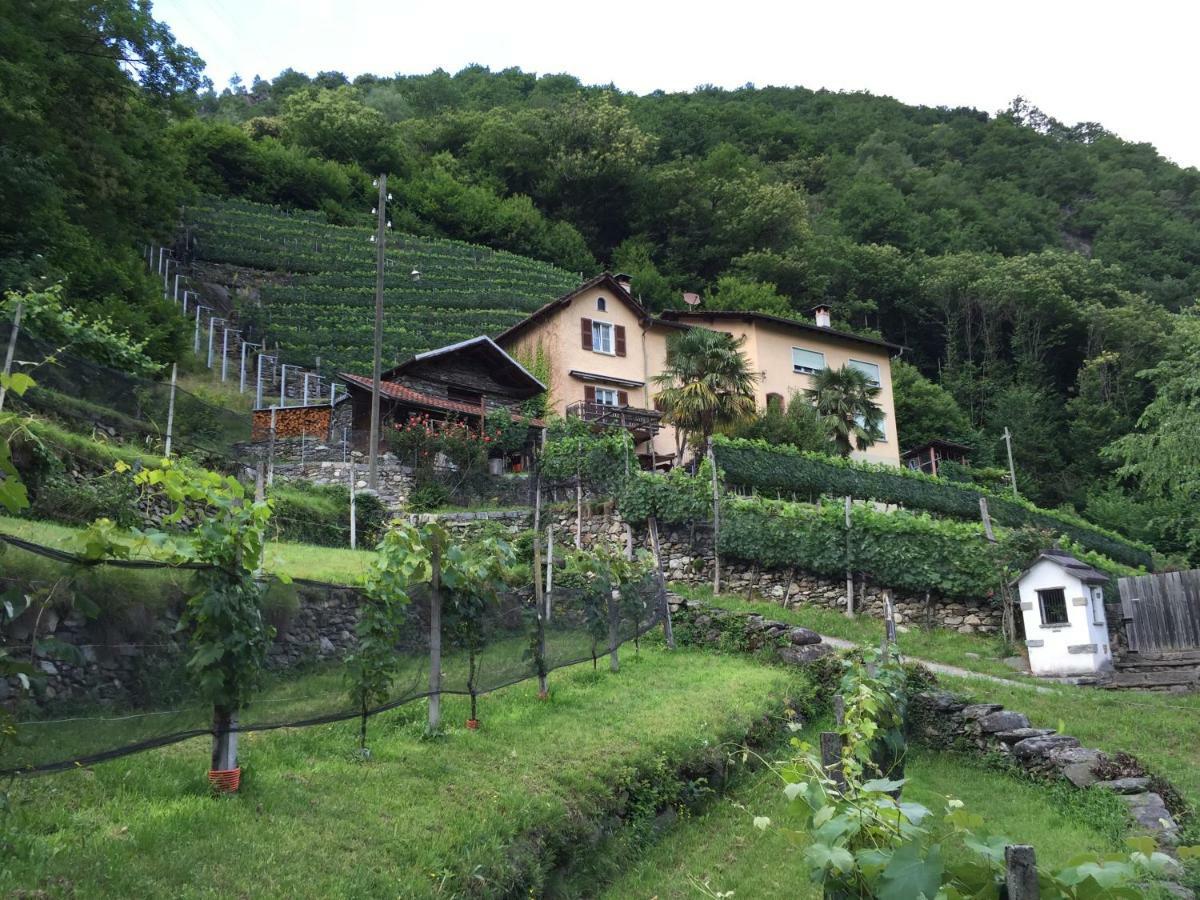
[0,514,373,586]
[0,648,799,898]
[682,589,1200,807]
[683,586,1022,679]
[939,675,1200,808]
[600,742,1124,900]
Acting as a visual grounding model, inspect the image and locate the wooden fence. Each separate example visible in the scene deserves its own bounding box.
[1117,570,1200,652]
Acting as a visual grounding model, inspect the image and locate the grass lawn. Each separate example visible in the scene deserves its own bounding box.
[0,514,374,586]
[939,674,1200,809]
[599,740,1126,900]
[0,647,803,898]
[679,585,1023,679]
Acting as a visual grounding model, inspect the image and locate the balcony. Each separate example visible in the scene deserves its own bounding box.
[566,401,663,439]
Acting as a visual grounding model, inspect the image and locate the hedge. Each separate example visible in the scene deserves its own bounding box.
[720,497,1005,601]
[269,482,386,549]
[713,437,1152,569]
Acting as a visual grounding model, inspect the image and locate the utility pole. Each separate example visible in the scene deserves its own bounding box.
[368,174,387,490]
[1003,427,1018,498]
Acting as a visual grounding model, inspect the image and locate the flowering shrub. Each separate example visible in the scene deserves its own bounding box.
[387,413,509,511]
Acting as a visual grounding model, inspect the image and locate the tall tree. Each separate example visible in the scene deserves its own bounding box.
[652,328,758,463]
[805,366,884,457]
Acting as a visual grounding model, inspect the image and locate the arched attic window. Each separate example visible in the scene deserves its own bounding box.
[596,296,607,311]
[765,392,785,413]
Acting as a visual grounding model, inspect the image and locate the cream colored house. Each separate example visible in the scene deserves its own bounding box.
[496,274,902,467]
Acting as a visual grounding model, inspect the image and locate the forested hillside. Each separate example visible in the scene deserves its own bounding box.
[3,1,1199,562]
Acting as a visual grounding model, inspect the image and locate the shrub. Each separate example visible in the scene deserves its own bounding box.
[269,481,386,549]
[713,436,1152,568]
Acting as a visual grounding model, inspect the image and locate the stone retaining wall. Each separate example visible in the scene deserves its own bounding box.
[4,581,364,708]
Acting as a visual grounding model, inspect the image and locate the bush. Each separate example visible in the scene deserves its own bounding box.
[713,436,1152,568]
[269,482,386,549]
[720,496,1005,600]
[28,471,140,528]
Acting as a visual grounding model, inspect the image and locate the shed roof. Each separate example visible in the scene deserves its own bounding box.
[1011,549,1110,587]
[379,335,545,398]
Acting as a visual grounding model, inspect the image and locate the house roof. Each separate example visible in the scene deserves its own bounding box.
[1011,549,1110,587]
[658,309,904,355]
[338,373,543,425]
[379,335,545,397]
[494,273,658,345]
[568,369,645,389]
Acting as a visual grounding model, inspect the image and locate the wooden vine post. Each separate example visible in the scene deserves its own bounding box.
[708,437,721,594]
[428,537,443,733]
[844,496,855,617]
[532,470,549,698]
[1004,844,1039,899]
[819,730,847,795]
[648,515,675,649]
[0,301,23,414]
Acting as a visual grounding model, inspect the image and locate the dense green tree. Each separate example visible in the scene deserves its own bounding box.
[890,360,977,451]
[727,392,829,454]
[707,275,792,316]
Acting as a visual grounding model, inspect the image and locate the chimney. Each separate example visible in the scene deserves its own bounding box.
[614,272,633,294]
[812,304,832,328]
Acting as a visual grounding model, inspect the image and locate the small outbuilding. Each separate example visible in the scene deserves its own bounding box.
[1012,550,1113,677]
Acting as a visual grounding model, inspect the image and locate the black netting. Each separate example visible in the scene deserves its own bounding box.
[0,535,664,776]
[9,332,252,462]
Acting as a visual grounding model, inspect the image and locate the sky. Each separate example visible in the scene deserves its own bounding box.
[155,0,1200,169]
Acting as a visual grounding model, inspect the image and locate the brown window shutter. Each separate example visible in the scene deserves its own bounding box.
[614,324,626,357]
[581,317,593,351]
[585,385,596,403]
[617,390,628,406]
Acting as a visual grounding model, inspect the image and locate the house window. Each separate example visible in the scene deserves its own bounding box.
[848,359,881,386]
[594,387,619,407]
[1037,587,1069,626]
[853,411,887,442]
[1091,586,1105,626]
[596,297,606,312]
[592,321,614,354]
[792,347,826,375]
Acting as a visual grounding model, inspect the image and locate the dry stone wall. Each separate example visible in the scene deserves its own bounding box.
[4,581,363,708]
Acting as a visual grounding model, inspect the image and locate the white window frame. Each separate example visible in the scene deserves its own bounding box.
[1091,586,1105,626]
[593,387,619,407]
[792,347,826,375]
[591,320,615,355]
[848,358,881,386]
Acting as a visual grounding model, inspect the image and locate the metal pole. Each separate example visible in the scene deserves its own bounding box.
[182,290,189,315]
[428,538,442,733]
[220,326,230,381]
[348,461,357,550]
[157,246,164,275]
[255,353,265,408]
[267,406,277,485]
[302,373,311,406]
[0,302,24,414]
[1003,427,1019,498]
[368,173,387,490]
[164,362,177,456]
[163,258,171,296]
[240,341,249,394]
[207,316,223,369]
[845,496,855,618]
[193,305,209,355]
[173,272,180,304]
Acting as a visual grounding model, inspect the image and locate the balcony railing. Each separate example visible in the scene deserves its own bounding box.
[566,401,663,435]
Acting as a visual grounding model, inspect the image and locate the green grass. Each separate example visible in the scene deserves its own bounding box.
[0,514,374,586]
[678,585,1023,679]
[939,674,1200,808]
[0,647,802,898]
[598,742,1124,899]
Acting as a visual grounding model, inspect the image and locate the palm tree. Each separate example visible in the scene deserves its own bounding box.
[806,365,884,457]
[652,328,759,463]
